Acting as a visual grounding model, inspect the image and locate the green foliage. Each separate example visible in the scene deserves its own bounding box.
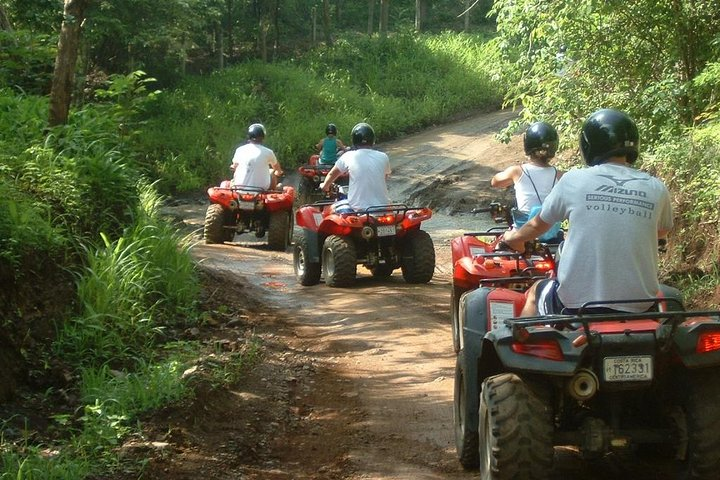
[0,29,56,94]
[139,32,505,193]
[490,0,720,145]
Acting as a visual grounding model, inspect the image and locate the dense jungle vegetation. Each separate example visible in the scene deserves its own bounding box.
[1,0,718,477]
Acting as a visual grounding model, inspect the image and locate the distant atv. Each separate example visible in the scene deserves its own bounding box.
[451,202,557,352]
[293,202,435,287]
[296,155,349,206]
[204,181,295,251]
[453,282,720,479]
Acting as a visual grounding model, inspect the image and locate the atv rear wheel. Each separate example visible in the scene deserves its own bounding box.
[679,370,720,479]
[267,211,292,251]
[454,349,479,470]
[400,229,435,284]
[451,285,469,353]
[297,177,315,206]
[479,373,553,480]
[293,233,321,286]
[322,235,357,287]
[204,204,235,244]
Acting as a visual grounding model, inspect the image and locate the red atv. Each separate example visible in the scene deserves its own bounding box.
[451,202,557,351]
[453,282,720,478]
[296,154,349,205]
[293,202,435,287]
[203,180,295,251]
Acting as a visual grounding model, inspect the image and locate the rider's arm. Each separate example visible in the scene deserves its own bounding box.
[502,215,553,252]
[320,165,342,192]
[491,165,521,189]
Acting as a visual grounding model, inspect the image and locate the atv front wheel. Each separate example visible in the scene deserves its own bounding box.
[293,233,321,286]
[479,373,553,479]
[401,229,435,284]
[267,211,292,251]
[204,204,234,244]
[454,349,479,470]
[451,285,468,353]
[679,370,720,478]
[322,235,357,287]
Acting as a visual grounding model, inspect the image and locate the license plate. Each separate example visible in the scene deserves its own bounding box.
[238,201,255,210]
[377,225,396,237]
[603,356,653,382]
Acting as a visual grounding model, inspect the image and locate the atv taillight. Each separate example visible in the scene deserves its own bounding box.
[511,340,564,361]
[240,194,256,201]
[533,260,554,271]
[376,214,396,224]
[696,332,720,353]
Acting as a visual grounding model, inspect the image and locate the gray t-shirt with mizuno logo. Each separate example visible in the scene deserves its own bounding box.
[539,163,673,312]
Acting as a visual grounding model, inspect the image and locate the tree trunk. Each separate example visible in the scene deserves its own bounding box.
[367,0,374,35]
[259,17,268,62]
[226,0,234,61]
[464,0,471,31]
[312,6,317,44]
[0,4,12,31]
[379,0,389,38]
[272,0,280,61]
[322,0,333,46]
[217,24,224,70]
[415,0,426,33]
[49,0,90,127]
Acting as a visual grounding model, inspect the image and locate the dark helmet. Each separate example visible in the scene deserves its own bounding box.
[247,123,266,141]
[351,122,375,147]
[326,123,338,135]
[580,109,639,166]
[523,122,559,158]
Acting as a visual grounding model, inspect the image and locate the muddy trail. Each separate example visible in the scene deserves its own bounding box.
[145,110,676,480]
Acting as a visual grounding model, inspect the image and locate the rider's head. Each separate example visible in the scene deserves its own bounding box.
[351,122,375,148]
[580,109,639,166]
[326,123,338,136]
[523,121,558,162]
[247,123,266,142]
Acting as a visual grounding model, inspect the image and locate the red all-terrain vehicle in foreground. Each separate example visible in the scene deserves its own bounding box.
[451,202,557,352]
[453,278,720,479]
[293,201,435,287]
[204,180,295,251]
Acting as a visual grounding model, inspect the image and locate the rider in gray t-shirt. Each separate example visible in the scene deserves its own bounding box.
[502,109,674,315]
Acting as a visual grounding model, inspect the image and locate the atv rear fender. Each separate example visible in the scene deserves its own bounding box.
[265,186,295,212]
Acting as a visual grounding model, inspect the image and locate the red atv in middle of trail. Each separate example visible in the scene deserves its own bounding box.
[293,201,435,287]
[451,202,558,352]
[203,180,295,251]
[296,154,349,205]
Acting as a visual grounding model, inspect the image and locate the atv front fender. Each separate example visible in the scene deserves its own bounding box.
[299,227,322,264]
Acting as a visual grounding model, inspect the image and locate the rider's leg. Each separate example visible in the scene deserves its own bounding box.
[521,281,542,316]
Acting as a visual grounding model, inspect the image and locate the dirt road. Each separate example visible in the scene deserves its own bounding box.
[151,110,674,480]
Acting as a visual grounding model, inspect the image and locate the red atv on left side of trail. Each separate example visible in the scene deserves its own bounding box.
[203,180,295,251]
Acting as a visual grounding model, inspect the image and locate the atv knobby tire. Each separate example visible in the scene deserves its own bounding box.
[400,229,435,284]
[294,233,321,286]
[454,349,480,470]
[297,177,315,206]
[479,373,553,480]
[267,211,292,251]
[204,204,235,244]
[680,370,720,479]
[322,235,357,287]
[451,285,468,353]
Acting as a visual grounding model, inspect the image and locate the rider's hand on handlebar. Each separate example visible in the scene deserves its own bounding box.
[497,232,526,254]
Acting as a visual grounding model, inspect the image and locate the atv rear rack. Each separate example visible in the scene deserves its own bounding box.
[504,297,720,348]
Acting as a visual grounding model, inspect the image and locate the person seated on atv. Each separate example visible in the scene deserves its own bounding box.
[319,122,391,213]
[230,123,284,190]
[491,121,564,242]
[315,123,347,165]
[500,109,673,316]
